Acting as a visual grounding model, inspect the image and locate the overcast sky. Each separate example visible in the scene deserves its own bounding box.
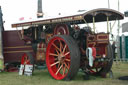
[0,0,128,35]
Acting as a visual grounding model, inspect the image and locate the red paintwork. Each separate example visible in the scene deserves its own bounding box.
[87,33,109,56]
[3,30,35,63]
[21,53,31,65]
[92,47,96,59]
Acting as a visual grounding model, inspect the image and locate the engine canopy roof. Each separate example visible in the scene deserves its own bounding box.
[12,8,124,28]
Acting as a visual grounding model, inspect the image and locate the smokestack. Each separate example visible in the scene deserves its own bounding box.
[0,6,4,31]
[0,6,4,68]
[37,0,43,18]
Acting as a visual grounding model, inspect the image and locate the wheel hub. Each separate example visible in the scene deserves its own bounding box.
[58,53,65,62]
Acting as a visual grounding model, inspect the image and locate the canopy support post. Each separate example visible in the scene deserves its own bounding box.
[83,19,89,27]
[35,28,37,40]
[93,16,95,33]
[83,19,92,31]
[21,27,24,39]
[107,16,109,33]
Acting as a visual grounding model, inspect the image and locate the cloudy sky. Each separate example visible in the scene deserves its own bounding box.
[0,0,128,34]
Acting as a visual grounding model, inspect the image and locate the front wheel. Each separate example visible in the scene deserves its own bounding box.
[99,43,113,76]
[46,35,80,80]
[87,43,113,77]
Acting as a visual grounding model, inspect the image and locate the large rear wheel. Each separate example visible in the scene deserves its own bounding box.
[46,35,80,80]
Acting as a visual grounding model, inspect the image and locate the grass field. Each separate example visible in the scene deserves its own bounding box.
[0,62,128,85]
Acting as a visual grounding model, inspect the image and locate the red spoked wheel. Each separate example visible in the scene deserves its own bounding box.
[46,35,80,80]
[54,24,69,35]
[21,52,34,65]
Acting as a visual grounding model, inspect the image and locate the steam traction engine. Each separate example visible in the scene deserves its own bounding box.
[12,8,124,80]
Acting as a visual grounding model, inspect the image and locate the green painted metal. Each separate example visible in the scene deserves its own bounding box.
[120,37,122,58]
[120,36,128,59]
[125,36,128,59]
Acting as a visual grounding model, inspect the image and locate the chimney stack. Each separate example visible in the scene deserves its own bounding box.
[37,0,43,18]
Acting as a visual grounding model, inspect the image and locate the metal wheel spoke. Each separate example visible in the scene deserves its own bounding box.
[67,63,70,69]
[64,62,69,70]
[63,45,67,53]
[49,53,58,57]
[55,49,59,55]
[59,40,63,53]
[62,65,66,76]
[65,58,70,62]
[50,61,60,67]
[55,64,63,75]
[52,43,60,51]
[57,62,61,69]
[64,52,70,56]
